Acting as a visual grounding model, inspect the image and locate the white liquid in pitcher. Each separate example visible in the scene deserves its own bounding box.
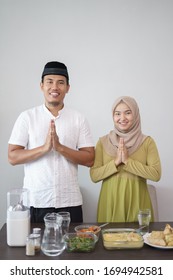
[7,210,30,246]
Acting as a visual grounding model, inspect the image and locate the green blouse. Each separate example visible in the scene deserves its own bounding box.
[90,136,161,222]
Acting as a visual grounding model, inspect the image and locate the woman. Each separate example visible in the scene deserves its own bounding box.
[90,96,161,222]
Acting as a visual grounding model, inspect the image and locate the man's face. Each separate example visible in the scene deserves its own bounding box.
[40,75,70,108]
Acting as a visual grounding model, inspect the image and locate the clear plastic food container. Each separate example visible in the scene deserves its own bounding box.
[63,232,98,253]
[74,224,101,239]
[102,228,144,250]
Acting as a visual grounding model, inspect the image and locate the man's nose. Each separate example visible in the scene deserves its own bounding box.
[52,82,59,89]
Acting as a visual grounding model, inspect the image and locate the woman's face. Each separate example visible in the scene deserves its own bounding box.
[113,102,134,133]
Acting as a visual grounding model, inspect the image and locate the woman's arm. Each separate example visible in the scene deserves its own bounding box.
[90,140,118,183]
[123,137,161,181]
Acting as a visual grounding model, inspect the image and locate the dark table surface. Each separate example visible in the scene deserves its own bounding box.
[0,222,173,260]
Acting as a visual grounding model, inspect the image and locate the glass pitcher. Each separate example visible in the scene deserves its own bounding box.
[41,212,65,256]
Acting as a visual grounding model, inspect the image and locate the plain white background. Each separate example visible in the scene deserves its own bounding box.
[0,0,173,229]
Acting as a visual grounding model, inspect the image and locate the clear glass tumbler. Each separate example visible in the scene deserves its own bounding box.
[138,208,151,235]
[58,211,71,235]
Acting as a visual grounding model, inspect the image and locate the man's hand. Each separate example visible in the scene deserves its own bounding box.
[50,119,62,152]
[41,120,54,153]
[49,119,94,167]
[42,119,60,153]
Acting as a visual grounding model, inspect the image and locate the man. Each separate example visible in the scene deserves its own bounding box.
[8,61,95,223]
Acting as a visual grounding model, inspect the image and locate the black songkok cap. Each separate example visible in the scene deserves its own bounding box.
[41,61,69,81]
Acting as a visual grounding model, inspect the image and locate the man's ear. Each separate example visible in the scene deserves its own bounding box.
[40,81,43,90]
[66,84,70,93]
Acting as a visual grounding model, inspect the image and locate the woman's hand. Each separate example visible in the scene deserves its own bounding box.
[114,143,122,166]
[114,138,128,166]
[120,138,128,164]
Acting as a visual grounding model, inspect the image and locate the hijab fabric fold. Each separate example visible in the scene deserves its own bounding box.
[100,96,147,157]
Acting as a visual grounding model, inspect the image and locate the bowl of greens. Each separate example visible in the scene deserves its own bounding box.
[63,232,98,252]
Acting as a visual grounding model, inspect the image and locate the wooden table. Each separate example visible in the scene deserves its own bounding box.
[0,222,173,260]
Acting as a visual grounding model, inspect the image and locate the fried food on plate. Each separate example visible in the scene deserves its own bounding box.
[148,223,173,247]
[163,223,173,235]
[148,236,166,246]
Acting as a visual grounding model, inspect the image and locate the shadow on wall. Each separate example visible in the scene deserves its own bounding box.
[147,184,159,222]
[80,183,100,223]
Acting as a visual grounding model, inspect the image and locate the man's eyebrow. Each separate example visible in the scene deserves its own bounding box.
[45,78,65,82]
[46,78,53,81]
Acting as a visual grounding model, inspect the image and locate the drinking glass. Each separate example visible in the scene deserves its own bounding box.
[138,208,151,235]
[58,211,71,235]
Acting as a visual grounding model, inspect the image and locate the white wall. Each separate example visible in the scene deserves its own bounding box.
[1,0,173,229]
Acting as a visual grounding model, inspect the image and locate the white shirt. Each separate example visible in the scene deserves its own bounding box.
[8,105,94,208]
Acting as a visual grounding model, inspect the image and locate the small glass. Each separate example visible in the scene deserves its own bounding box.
[138,208,151,235]
[58,212,71,235]
[26,234,35,256]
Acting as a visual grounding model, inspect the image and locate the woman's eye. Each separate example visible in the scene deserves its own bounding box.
[126,111,132,115]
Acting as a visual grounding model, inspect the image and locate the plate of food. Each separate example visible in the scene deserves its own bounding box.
[143,223,173,249]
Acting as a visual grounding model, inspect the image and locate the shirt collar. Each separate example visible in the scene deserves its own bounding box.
[43,104,65,119]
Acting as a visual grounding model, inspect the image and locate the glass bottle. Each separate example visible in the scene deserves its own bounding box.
[32,228,41,252]
[41,212,65,256]
[26,234,35,256]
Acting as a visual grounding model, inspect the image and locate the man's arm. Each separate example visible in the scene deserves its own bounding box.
[8,123,53,165]
[8,119,95,167]
[8,144,95,167]
[55,145,95,167]
[8,144,48,165]
[51,119,95,167]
